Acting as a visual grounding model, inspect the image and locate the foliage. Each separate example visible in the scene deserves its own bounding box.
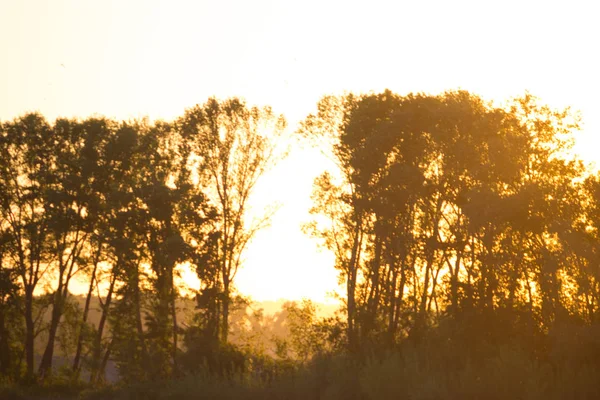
[1,89,599,399]
[0,98,283,384]
[300,90,591,352]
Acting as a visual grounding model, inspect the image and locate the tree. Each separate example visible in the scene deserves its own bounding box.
[0,238,19,376]
[275,300,341,362]
[299,93,365,351]
[37,117,98,378]
[0,113,55,379]
[180,97,286,342]
[301,90,586,351]
[71,117,117,376]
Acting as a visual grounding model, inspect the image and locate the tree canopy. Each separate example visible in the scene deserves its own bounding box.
[1,90,600,399]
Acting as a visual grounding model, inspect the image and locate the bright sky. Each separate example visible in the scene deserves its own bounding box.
[1,0,598,303]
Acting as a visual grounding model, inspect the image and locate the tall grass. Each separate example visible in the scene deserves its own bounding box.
[5,322,600,400]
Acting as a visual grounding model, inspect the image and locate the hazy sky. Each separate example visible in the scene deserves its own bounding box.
[1,0,598,302]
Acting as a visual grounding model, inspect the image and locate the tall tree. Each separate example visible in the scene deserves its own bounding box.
[0,113,55,379]
[71,117,117,375]
[299,93,365,351]
[37,118,98,378]
[301,90,586,351]
[181,98,286,342]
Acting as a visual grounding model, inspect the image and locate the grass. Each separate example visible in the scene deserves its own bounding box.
[4,322,600,400]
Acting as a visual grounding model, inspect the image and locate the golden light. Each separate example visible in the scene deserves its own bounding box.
[1,0,598,304]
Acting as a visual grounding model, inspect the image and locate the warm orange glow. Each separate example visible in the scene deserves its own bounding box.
[2,0,599,304]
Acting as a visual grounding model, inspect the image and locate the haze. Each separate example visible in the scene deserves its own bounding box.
[1,0,598,303]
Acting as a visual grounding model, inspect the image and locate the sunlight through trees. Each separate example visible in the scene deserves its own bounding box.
[1,91,600,399]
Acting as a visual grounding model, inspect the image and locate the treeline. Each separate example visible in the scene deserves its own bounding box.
[302,91,600,349]
[0,98,286,383]
[2,90,600,398]
[292,91,600,399]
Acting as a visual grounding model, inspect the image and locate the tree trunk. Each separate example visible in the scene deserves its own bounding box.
[90,269,116,383]
[73,249,101,373]
[97,338,113,384]
[38,288,64,378]
[347,218,362,352]
[363,233,382,341]
[450,249,462,315]
[134,264,148,365]
[387,260,399,343]
[0,307,10,376]
[171,287,178,375]
[0,253,12,376]
[419,198,442,322]
[393,264,408,336]
[221,277,230,343]
[24,287,35,380]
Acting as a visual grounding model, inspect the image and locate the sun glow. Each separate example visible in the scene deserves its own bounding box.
[2,0,599,304]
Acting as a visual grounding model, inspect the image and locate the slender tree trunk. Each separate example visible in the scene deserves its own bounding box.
[347,217,362,352]
[24,286,35,379]
[39,234,83,378]
[427,257,444,313]
[419,198,442,321]
[0,307,10,376]
[0,253,12,376]
[92,337,114,385]
[134,265,148,364]
[221,276,230,343]
[90,271,115,383]
[38,285,64,378]
[97,339,113,384]
[171,286,178,375]
[73,245,102,373]
[393,263,408,336]
[507,238,523,310]
[387,254,400,343]
[450,249,463,315]
[363,233,382,341]
[346,271,357,351]
[483,227,495,311]
[220,199,231,344]
[467,234,476,309]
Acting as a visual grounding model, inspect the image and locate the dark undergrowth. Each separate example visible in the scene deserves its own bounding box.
[4,322,600,400]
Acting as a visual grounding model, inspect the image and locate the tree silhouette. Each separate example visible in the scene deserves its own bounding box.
[0,90,598,396]
[0,113,55,379]
[301,90,587,351]
[180,98,286,343]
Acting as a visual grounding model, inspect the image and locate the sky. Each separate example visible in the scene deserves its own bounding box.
[1,0,599,303]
